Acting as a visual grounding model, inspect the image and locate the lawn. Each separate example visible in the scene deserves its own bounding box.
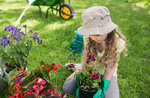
[0,0,150,98]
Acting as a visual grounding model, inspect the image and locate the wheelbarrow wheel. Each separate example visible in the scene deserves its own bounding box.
[59,4,74,20]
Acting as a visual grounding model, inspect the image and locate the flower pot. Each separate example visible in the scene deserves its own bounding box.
[77,80,97,98]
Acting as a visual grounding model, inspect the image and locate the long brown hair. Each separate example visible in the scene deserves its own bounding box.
[81,28,128,70]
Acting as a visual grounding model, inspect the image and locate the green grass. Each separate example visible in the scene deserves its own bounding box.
[0,0,150,98]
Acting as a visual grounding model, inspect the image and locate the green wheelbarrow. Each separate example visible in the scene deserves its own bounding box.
[27,0,76,20]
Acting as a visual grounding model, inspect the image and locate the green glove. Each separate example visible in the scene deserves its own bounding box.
[93,88,102,98]
[93,79,110,98]
[75,76,80,97]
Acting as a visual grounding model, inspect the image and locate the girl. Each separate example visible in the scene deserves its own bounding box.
[63,6,128,98]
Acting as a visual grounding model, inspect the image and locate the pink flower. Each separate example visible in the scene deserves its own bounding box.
[26,90,32,94]
[101,65,105,67]
[37,78,46,84]
[33,84,38,90]
[57,64,61,68]
[14,91,22,97]
[40,85,45,90]
[41,64,46,67]
[53,66,57,71]
[47,68,51,72]
[51,63,55,66]
[56,91,59,96]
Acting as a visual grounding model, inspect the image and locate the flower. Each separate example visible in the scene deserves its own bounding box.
[41,64,46,67]
[51,63,55,66]
[0,25,42,69]
[19,68,23,71]
[53,66,57,71]
[47,68,51,72]
[37,78,46,84]
[14,91,23,97]
[89,69,92,74]
[33,85,38,90]
[53,87,56,90]
[23,24,26,28]
[21,72,26,75]
[75,54,107,90]
[92,72,99,80]
[8,96,15,98]
[57,64,61,68]
[9,63,61,98]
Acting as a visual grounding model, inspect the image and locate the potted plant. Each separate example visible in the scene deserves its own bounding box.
[8,62,61,98]
[0,24,42,73]
[76,53,107,98]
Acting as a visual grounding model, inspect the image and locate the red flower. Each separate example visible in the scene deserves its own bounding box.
[21,72,26,75]
[47,68,51,72]
[51,63,55,66]
[41,64,46,67]
[14,76,18,81]
[57,64,61,68]
[14,85,19,89]
[19,68,23,71]
[14,91,23,97]
[53,87,56,90]
[15,82,20,86]
[53,66,57,71]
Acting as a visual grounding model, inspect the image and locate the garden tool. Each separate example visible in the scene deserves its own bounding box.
[14,0,36,26]
[69,31,84,54]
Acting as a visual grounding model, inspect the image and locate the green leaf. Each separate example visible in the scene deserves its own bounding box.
[20,79,38,93]
[40,67,50,81]
[20,75,35,86]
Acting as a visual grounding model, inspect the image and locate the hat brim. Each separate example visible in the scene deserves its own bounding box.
[77,22,118,36]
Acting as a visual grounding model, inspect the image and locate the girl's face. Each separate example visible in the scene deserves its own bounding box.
[89,34,107,43]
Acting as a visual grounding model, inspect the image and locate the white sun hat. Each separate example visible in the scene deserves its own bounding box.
[77,6,118,36]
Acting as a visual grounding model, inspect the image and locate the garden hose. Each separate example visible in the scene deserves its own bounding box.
[69,31,84,54]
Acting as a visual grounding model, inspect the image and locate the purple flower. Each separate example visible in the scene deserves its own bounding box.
[23,24,26,28]
[32,32,42,45]
[0,36,9,46]
[38,39,42,45]
[1,36,7,40]
[73,58,76,61]
[86,59,90,64]
[95,53,98,56]
[92,72,100,80]
[89,69,92,74]
[88,55,92,59]
[91,56,95,61]
[100,59,102,63]
[4,25,14,32]
[19,32,25,36]
[18,76,21,80]
[29,30,33,33]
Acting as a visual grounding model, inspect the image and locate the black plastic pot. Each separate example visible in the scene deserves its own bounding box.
[77,80,97,98]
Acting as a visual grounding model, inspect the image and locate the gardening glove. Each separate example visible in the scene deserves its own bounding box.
[75,75,80,97]
[93,79,110,98]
